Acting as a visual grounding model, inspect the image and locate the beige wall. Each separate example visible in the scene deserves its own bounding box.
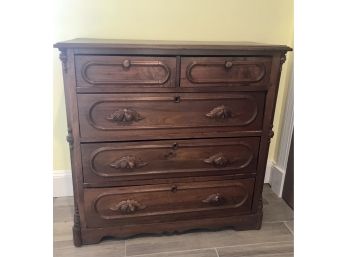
[53,0,293,171]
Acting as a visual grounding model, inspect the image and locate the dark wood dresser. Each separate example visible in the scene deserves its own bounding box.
[54,39,291,246]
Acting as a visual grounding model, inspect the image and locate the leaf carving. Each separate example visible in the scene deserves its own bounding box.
[106,108,144,123]
[110,199,146,214]
[206,105,233,120]
[202,193,225,206]
[109,155,148,169]
[204,153,231,167]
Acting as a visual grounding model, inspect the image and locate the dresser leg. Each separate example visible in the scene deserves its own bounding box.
[72,206,82,247]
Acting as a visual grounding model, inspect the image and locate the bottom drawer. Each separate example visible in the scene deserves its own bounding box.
[84,178,255,228]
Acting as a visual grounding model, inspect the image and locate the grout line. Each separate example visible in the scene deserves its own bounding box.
[263,220,293,224]
[126,241,294,257]
[215,248,220,257]
[216,240,293,251]
[244,253,294,257]
[125,247,216,257]
[283,221,294,235]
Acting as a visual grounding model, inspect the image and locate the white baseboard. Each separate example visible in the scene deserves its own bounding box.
[264,160,274,184]
[53,170,73,197]
[269,164,286,197]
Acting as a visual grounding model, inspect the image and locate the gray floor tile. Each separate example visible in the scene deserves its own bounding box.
[125,223,293,256]
[54,240,125,257]
[54,204,74,222]
[54,221,73,242]
[217,241,293,257]
[262,185,285,204]
[263,200,293,222]
[53,196,74,207]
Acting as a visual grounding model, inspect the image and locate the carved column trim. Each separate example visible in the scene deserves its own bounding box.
[59,49,68,73]
[72,205,82,246]
[66,129,73,149]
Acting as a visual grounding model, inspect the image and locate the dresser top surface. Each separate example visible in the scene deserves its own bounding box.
[54,38,292,52]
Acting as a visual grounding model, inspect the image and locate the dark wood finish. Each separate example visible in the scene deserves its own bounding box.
[54,38,291,246]
[77,92,265,141]
[81,137,260,185]
[76,55,176,91]
[181,57,272,87]
[282,132,294,209]
[84,179,255,227]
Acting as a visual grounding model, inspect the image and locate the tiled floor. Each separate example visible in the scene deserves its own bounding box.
[53,184,294,257]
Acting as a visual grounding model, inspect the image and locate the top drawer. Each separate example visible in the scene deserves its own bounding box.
[75,55,176,92]
[181,57,272,88]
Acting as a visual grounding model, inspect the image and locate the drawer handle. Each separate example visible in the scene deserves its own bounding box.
[203,193,225,206]
[122,59,131,68]
[109,155,148,169]
[174,96,181,103]
[204,153,234,168]
[206,105,233,120]
[106,108,144,123]
[170,184,178,192]
[225,61,233,69]
[110,199,146,214]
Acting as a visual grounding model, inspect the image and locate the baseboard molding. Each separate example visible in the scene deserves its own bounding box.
[264,160,274,184]
[53,170,73,197]
[269,164,286,197]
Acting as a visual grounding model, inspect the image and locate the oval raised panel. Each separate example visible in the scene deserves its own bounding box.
[84,94,260,132]
[86,138,258,179]
[81,60,171,85]
[92,181,252,220]
[186,61,266,84]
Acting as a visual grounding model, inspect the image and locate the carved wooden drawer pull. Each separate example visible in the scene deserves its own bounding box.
[225,61,233,69]
[109,155,148,169]
[122,59,131,68]
[204,153,232,168]
[203,193,225,206]
[206,105,233,120]
[110,200,146,214]
[106,108,144,123]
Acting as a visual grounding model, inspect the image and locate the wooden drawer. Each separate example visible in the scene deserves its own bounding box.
[81,137,260,185]
[77,92,265,141]
[181,57,272,87]
[84,178,255,228]
[75,55,176,92]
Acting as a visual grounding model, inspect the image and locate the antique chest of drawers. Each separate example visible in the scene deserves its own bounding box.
[54,39,291,246]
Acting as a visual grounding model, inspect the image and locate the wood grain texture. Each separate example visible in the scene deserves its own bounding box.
[81,137,260,185]
[77,92,265,141]
[55,39,291,246]
[181,56,272,87]
[83,179,255,228]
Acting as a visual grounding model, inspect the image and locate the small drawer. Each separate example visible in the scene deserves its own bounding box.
[75,55,176,92]
[181,57,272,87]
[81,137,260,185]
[77,92,265,141]
[84,178,255,227]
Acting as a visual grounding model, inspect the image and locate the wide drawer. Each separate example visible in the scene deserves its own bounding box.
[77,92,265,141]
[84,178,255,227]
[81,137,260,184]
[181,57,272,87]
[75,55,176,92]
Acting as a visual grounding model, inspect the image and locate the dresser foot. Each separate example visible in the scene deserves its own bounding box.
[73,225,82,247]
[73,206,82,247]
